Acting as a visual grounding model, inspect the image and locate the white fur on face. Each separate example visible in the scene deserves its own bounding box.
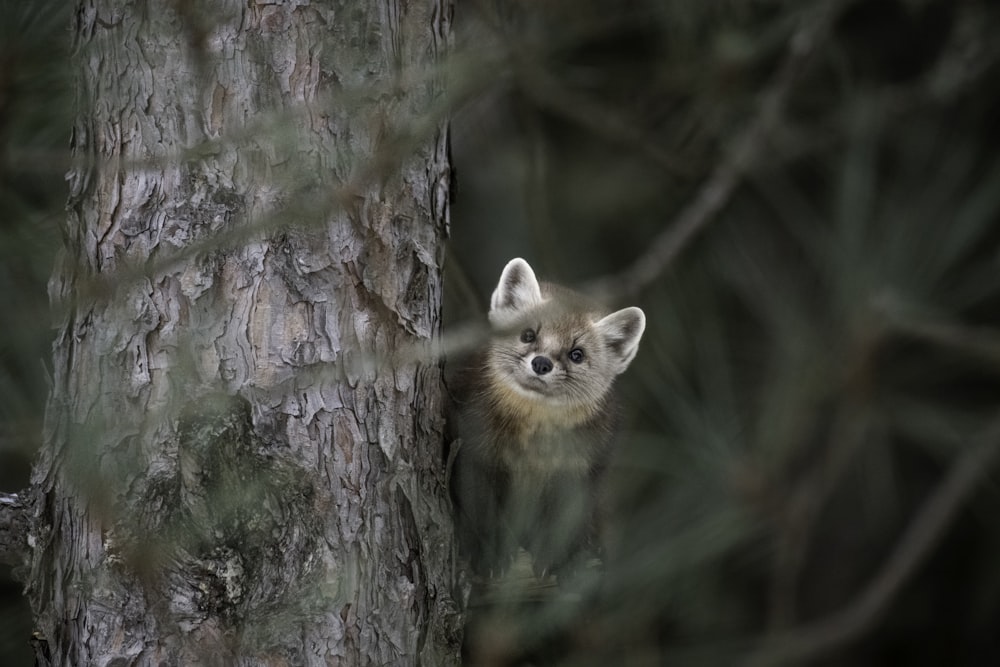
[485,258,646,411]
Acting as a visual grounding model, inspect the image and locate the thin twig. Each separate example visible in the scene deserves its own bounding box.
[53,46,495,318]
[877,302,1000,371]
[586,1,847,302]
[766,402,873,631]
[745,416,1000,666]
[516,62,691,179]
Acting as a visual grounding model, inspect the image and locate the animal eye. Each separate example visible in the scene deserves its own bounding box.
[520,329,536,343]
[568,348,585,364]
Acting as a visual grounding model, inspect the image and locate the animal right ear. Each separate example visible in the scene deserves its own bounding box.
[489,258,544,326]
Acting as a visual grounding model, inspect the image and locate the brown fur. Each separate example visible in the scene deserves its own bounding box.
[448,259,644,579]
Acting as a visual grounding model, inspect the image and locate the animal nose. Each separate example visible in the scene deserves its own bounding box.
[531,356,553,375]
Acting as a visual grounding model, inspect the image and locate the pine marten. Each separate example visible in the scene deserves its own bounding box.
[449,258,646,580]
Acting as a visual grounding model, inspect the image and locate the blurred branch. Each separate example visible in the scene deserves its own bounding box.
[586,0,847,302]
[766,401,873,631]
[878,301,1000,371]
[515,61,691,179]
[0,491,30,569]
[53,52,478,317]
[746,416,1000,666]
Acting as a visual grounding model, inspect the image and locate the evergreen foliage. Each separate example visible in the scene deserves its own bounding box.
[449,0,1000,664]
[3,0,1000,663]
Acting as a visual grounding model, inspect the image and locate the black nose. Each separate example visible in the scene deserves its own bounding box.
[531,356,553,375]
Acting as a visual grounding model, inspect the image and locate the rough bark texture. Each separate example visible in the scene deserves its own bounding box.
[0,493,30,569]
[27,1,458,664]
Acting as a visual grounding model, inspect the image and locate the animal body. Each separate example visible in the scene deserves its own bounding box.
[449,258,646,579]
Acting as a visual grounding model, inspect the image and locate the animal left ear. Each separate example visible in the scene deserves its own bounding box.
[594,307,646,374]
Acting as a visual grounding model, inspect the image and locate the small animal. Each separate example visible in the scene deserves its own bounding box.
[449,258,645,579]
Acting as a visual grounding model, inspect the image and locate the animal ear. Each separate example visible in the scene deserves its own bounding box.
[594,307,646,374]
[489,258,543,325]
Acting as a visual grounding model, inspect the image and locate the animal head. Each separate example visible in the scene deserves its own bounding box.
[487,258,646,410]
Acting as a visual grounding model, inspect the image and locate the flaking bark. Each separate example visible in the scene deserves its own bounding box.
[25,1,459,664]
[0,492,30,570]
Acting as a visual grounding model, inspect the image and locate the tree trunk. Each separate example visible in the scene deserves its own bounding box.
[25,1,459,664]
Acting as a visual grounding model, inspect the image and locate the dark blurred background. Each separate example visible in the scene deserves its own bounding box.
[447,0,1000,665]
[1,0,70,664]
[4,0,1000,664]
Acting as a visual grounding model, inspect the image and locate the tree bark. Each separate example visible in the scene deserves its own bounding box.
[0,492,30,569]
[24,1,459,664]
